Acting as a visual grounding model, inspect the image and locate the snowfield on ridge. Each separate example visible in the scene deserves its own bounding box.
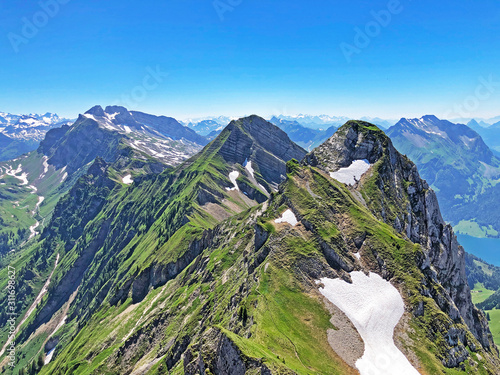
[330,159,371,186]
[318,272,420,375]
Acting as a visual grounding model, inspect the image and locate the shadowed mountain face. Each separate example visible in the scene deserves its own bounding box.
[1,118,499,375]
[215,115,307,188]
[387,115,500,238]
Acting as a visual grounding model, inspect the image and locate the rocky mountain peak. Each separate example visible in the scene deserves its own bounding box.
[304,120,392,171]
[421,114,440,122]
[85,105,105,117]
[215,115,307,186]
[104,105,128,114]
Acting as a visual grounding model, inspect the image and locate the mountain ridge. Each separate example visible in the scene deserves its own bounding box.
[1,117,499,374]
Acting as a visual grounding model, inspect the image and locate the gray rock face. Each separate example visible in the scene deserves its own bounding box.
[306,120,497,364]
[183,328,273,375]
[127,226,221,304]
[218,116,307,187]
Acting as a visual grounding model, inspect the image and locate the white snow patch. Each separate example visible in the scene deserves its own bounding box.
[274,209,298,226]
[4,164,29,185]
[318,272,419,375]
[44,347,56,365]
[18,173,29,185]
[243,159,254,179]
[354,252,361,260]
[122,174,133,185]
[83,113,97,121]
[330,159,371,186]
[123,125,132,134]
[40,156,49,179]
[29,221,40,239]
[59,166,68,182]
[225,171,240,191]
[107,112,120,120]
[36,196,45,209]
[243,159,268,194]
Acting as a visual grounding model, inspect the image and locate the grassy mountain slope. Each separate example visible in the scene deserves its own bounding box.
[2,119,499,374]
[0,116,306,373]
[0,105,206,257]
[35,121,499,374]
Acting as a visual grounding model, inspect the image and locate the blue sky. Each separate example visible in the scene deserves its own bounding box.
[0,0,499,120]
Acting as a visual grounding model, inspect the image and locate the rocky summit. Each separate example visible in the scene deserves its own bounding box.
[0,118,498,375]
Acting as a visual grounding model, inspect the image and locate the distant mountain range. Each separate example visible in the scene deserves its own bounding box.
[271,114,396,130]
[183,116,235,138]
[466,119,500,155]
[2,114,498,374]
[269,117,338,151]
[184,114,397,143]
[387,115,500,238]
[0,111,73,161]
[449,116,500,127]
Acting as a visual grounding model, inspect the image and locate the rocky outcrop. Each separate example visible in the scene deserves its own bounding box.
[183,328,273,375]
[218,116,307,187]
[126,226,221,304]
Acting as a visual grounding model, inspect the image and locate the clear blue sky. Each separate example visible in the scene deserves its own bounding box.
[0,0,499,120]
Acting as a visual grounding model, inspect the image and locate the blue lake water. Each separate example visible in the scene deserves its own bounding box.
[457,234,500,267]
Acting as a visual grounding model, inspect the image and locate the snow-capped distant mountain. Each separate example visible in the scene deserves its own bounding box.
[0,111,72,141]
[274,114,349,129]
[79,105,208,165]
[0,111,74,161]
[183,116,236,136]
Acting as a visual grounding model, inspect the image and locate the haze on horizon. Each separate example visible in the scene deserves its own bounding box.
[1,0,499,121]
